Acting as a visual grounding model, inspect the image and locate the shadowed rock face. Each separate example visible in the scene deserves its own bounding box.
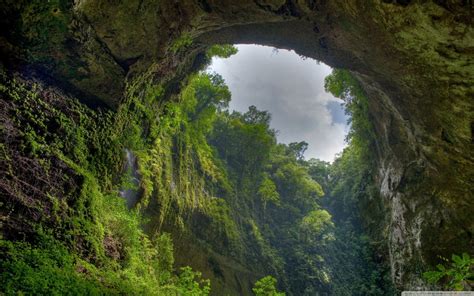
[1,0,472,290]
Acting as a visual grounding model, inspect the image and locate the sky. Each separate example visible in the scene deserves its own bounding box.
[207,44,349,162]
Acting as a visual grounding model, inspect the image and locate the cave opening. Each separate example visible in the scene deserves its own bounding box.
[207,44,349,162]
[161,42,391,295]
[1,1,472,295]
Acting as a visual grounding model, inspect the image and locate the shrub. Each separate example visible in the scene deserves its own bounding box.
[423,253,474,291]
[252,275,285,296]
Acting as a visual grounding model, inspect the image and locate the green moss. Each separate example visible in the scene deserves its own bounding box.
[170,32,193,53]
[0,236,109,295]
[18,0,71,65]
[0,71,212,295]
[117,72,233,231]
[207,198,241,246]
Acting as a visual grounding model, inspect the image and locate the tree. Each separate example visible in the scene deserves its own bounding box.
[288,141,308,161]
[209,107,276,184]
[423,253,474,291]
[201,44,238,69]
[300,209,334,238]
[324,69,375,159]
[188,72,231,121]
[243,105,272,127]
[306,158,331,191]
[324,69,360,103]
[206,44,238,59]
[174,267,211,295]
[258,176,280,211]
[253,276,285,296]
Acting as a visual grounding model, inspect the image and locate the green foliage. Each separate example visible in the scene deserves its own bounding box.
[288,141,308,161]
[307,143,396,295]
[206,44,238,59]
[149,233,176,285]
[170,32,193,53]
[122,71,234,229]
[206,198,241,246]
[258,176,281,210]
[173,267,211,295]
[198,44,239,70]
[324,69,359,99]
[253,276,285,296]
[184,72,231,130]
[1,59,397,296]
[302,69,398,295]
[324,69,375,160]
[208,105,334,294]
[302,146,397,295]
[243,105,272,126]
[0,233,210,296]
[209,106,276,187]
[0,236,106,295]
[306,158,330,190]
[423,253,474,291]
[0,72,212,295]
[270,148,324,206]
[300,209,334,238]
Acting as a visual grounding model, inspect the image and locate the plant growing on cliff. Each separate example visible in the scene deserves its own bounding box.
[206,44,238,59]
[252,276,285,296]
[170,32,193,53]
[324,69,375,162]
[300,209,334,240]
[258,175,280,211]
[0,71,215,295]
[423,253,474,291]
[173,267,211,295]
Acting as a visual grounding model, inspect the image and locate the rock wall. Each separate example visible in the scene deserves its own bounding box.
[1,0,472,290]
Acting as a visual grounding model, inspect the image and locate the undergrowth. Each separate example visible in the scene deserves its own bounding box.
[1,45,241,295]
[0,69,211,295]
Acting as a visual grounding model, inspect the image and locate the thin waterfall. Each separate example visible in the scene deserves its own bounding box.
[119,149,141,208]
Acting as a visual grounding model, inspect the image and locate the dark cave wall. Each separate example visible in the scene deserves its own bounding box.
[1,0,472,290]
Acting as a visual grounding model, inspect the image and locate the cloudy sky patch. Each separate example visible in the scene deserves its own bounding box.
[208,44,348,162]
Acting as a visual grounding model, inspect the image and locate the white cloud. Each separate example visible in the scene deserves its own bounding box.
[208,44,348,162]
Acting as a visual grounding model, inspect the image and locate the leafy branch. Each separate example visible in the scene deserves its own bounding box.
[423,253,474,291]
